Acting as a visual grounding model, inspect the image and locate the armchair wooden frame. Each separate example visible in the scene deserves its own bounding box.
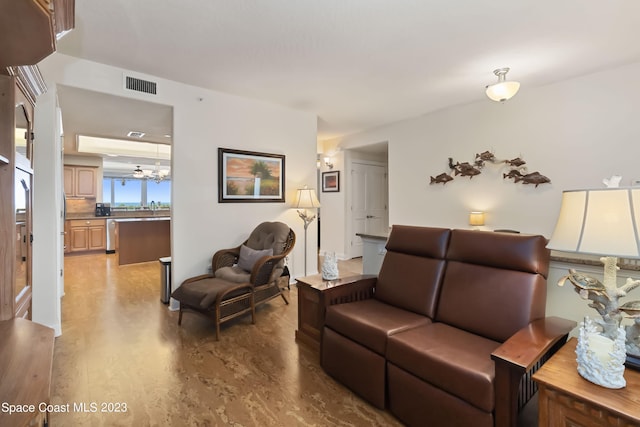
[176,228,296,340]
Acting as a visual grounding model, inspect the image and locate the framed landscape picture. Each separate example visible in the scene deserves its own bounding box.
[218,148,285,203]
[322,171,340,192]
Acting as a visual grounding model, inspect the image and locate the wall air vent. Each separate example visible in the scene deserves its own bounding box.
[124,75,157,95]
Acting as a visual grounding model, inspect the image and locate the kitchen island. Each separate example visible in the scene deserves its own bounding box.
[116,217,170,265]
[356,232,388,275]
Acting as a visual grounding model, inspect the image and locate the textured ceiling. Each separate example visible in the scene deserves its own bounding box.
[56,0,640,144]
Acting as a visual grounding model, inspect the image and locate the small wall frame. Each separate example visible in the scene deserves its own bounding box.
[322,171,340,192]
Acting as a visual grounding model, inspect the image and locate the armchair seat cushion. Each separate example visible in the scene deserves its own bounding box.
[171,277,250,309]
[325,299,431,355]
[215,266,251,283]
[387,323,500,412]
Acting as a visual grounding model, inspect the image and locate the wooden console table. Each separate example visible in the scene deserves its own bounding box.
[533,338,640,426]
[0,318,55,427]
[295,274,369,351]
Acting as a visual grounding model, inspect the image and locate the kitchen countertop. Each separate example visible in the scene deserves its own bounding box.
[66,213,170,221]
[356,233,389,240]
[114,217,170,222]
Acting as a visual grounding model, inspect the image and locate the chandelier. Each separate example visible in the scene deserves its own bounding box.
[132,162,170,183]
[132,144,170,183]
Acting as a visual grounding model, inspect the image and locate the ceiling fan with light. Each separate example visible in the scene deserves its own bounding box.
[132,162,170,183]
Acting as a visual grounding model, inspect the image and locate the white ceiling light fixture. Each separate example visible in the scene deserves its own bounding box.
[133,166,144,178]
[485,67,520,102]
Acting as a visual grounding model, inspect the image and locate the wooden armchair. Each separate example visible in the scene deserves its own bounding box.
[172,221,295,340]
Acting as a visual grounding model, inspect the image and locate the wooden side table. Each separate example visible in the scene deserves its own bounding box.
[295,274,368,351]
[533,338,640,426]
[0,318,55,427]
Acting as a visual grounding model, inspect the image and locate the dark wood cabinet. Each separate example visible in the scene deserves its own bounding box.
[0,0,74,68]
[534,339,640,426]
[0,75,35,320]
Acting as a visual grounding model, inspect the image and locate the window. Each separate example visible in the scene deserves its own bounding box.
[146,180,171,208]
[103,178,171,209]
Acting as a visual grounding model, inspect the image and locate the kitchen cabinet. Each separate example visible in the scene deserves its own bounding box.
[64,165,97,198]
[0,0,75,68]
[63,220,70,253]
[68,219,106,252]
[1,74,35,320]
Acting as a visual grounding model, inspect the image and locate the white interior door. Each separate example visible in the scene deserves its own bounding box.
[350,162,388,258]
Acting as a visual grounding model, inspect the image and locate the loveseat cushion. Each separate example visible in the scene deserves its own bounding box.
[436,230,548,342]
[446,229,550,278]
[386,323,500,413]
[375,226,450,317]
[325,299,432,355]
[436,261,546,342]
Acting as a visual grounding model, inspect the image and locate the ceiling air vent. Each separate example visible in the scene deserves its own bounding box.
[124,75,157,95]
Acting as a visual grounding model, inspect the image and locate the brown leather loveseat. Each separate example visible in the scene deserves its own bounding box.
[321,225,575,427]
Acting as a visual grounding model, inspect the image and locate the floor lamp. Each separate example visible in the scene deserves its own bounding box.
[294,186,320,276]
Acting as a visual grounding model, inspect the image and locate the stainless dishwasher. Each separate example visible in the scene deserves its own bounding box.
[106,218,117,254]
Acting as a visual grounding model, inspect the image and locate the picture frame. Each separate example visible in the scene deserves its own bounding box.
[322,171,340,192]
[218,148,285,203]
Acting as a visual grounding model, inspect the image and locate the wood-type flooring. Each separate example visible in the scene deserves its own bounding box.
[51,254,400,426]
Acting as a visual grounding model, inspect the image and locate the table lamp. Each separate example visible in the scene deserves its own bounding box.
[547,187,640,384]
[469,211,485,228]
[293,186,320,276]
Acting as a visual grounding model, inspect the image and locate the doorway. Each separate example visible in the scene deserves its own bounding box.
[348,153,389,259]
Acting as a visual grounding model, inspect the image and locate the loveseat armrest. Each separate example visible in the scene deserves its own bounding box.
[491,316,577,427]
[321,275,378,309]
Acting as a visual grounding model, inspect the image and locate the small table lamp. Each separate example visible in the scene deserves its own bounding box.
[469,211,485,228]
[547,187,640,378]
[293,186,320,276]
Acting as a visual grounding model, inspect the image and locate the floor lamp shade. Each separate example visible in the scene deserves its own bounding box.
[294,187,320,209]
[547,188,640,258]
[293,186,320,276]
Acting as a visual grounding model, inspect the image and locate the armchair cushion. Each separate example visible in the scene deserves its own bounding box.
[171,276,251,309]
[215,266,251,283]
[237,244,273,272]
[245,221,291,281]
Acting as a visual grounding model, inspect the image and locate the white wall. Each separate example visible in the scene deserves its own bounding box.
[32,85,63,335]
[327,61,640,242]
[34,54,317,330]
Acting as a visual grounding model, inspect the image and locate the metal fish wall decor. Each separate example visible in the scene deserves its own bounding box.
[429,150,551,187]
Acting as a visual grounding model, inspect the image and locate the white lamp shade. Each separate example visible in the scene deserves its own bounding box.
[469,211,485,226]
[293,187,320,209]
[547,188,640,258]
[485,81,520,102]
